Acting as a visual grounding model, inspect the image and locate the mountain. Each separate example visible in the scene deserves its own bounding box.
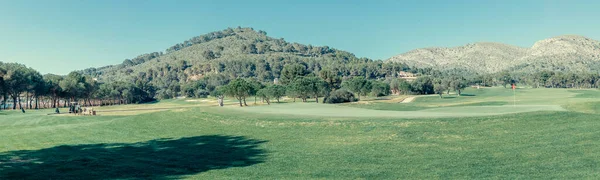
[387,35,600,73]
[82,27,393,81]
[80,27,412,98]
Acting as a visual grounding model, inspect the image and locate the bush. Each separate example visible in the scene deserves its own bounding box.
[325,89,358,104]
[371,81,391,97]
[195,90,210,98]
[157,89,173,99]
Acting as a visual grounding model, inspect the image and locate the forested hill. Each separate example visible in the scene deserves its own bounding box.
[387,35,600,73]
[79,27,415,98]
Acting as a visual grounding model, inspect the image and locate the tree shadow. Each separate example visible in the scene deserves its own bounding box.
[0,135,267,179]
[276,101,290,104]
[142,100,160,104]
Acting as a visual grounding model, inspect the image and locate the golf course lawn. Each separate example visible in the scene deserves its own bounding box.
[1,87,600,179]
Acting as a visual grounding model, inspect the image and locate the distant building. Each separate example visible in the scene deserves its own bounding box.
[273,78,279,85]
[397,71,415,77]
[398,71,417,81]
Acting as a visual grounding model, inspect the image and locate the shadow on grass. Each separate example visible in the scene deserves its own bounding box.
[143,100,161,104]
[0,135,267,179]
[442,96,457,99]
[459,94,476,96]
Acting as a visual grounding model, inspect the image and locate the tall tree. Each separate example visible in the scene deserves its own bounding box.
[23,68,43,109]
[130,77,157,103]
[223,78,252,107]
[319,69,342,91]
[498,71,513,88]
[433,78,447,98]
[30,72,46,109]
[256,88,271,105]
[60,72,87,106]
[306,76,327,103]
[0,64,6,110]
[279,64,308,85]
[319,69,341,102]
[247,78,264,104]
[342,76,372,99]
[43,74,64,108]
[287,76,326,103]
[3,63,30,109]
[269,84,286,103]
[450,76,468,96]
[389,78,401,95]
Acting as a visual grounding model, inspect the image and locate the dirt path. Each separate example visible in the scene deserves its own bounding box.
[400,96,416,103]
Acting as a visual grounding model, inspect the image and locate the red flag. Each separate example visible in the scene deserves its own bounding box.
[512,84,516,90]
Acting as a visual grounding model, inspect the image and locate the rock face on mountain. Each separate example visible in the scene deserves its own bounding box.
[387,35,600,73]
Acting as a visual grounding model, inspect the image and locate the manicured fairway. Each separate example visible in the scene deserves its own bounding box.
[235,103,565,118]
[343,87,600,112]
[237,87,581,118]
[1,88,600,179]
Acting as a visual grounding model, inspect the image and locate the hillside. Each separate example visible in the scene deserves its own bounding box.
[79,27,413,98]
[82,27,411,82]
[387,35,600,73]
[82,27,341,81]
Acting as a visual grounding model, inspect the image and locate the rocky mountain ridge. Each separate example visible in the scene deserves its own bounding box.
[387,35,600,73]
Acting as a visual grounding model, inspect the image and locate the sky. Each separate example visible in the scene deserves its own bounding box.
[1,0,599,75]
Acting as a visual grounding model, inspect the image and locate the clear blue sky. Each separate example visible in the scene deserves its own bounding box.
[1,0,599,75]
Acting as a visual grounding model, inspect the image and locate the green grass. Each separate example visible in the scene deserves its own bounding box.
[570,89,600,98]
[342,101,509,111]
[237,103,564,118]
[563,101,600,114]
[342,102,430,111]
[1,88,600,179]
[344,87,600,112]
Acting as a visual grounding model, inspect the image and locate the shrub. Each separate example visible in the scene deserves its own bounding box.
[325,89,358,104]
[371,81,391,97]
[195,90,210,98]
[157,89,173,99]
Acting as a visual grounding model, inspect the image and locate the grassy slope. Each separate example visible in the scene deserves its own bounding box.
[1,88,600,179]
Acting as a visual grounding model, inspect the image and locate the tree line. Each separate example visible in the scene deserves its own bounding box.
[0,62,156,110]
[181,63,473,106]
[474,70,600,89]
[4,60,600,110]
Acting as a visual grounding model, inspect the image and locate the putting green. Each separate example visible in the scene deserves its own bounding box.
[233,103,565,118]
